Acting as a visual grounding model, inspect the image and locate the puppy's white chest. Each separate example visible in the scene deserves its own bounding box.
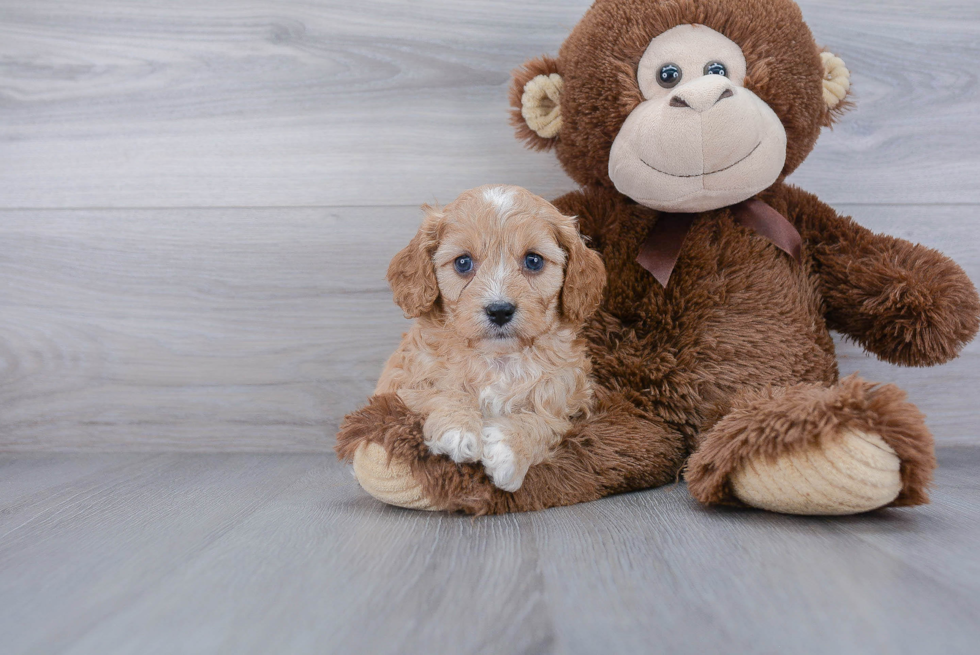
[477,356,537,418]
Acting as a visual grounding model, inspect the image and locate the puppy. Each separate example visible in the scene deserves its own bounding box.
[375,185,606,491]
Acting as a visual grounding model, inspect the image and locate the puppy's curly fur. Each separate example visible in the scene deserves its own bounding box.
[377,185,606,491]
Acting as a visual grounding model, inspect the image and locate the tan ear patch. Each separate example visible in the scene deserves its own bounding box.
[386,206,442,319]
[821,51,850,109]
[521,73,564,139]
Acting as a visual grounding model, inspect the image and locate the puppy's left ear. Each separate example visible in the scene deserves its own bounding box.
[555,217,606,324]
[387,206,442,318]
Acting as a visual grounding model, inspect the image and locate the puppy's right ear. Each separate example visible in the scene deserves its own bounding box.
[509,56,563,151]
[387,205,442,318]
[555,217,606,325]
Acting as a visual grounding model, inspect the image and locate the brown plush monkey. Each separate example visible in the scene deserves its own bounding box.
[337,0,979,515]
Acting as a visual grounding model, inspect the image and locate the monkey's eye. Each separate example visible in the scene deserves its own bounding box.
[704,61,728,77]
[657,63,682,88]
[523,252,545,272]
[453,255,473,274]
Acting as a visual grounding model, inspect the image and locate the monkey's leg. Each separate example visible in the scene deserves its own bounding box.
[686,375,935,515]
[335,390,686,515]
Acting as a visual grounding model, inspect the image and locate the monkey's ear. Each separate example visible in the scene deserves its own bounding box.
[386,205,442,318]
[821,51,852,123]
[509,56,563,151]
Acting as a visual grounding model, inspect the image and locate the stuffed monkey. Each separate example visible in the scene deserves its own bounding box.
[338,0,979,516]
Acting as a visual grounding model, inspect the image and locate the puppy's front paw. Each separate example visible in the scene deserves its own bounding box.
[481,426,530,492]
[426,428,482,463]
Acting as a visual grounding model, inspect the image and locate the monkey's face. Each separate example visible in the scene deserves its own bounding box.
[510,0,850,209]
[608,25,788,213]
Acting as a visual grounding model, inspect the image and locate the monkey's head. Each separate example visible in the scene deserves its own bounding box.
[510,0,851,213]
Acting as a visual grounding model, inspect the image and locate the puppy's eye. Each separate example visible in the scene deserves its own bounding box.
[453,255,473,275]
[704,61,727,77]
[523,252,544,272]
[658,63,682,88]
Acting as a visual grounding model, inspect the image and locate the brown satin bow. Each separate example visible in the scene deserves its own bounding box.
[636,198,803,287]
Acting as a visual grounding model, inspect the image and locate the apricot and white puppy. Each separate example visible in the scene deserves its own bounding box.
[376,185,606,491]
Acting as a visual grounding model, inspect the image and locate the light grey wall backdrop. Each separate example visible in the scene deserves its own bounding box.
[1,0,978,451]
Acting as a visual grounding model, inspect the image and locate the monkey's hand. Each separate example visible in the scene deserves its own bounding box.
[782,186,979,366]
[821,233,978,366]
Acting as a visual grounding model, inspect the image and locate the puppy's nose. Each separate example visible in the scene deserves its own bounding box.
[485,302,516,326]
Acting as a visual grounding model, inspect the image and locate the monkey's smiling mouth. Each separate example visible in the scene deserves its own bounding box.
[640,141,762,178]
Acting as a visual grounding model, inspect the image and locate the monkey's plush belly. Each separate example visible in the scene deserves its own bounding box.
[585,205,839,444]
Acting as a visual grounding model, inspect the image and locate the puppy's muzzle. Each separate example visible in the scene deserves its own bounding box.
[485,302,516,327]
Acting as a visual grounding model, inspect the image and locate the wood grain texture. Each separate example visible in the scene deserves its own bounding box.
[0,206,414,451]
[2,204,978,451]
[0,0,978,208]
[0,448,977,654]
[1,0,978,451]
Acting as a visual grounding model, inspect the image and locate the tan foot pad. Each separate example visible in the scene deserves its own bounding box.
[731,430,902,515]
[351,443,440,511]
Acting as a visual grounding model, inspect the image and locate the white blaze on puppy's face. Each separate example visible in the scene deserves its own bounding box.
[432,185,568,348]
[482,185,515,218]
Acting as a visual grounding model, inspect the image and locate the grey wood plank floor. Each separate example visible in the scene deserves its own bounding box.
[0,448,978,655]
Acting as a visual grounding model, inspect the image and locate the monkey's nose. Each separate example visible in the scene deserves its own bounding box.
[485,302,516,326]
[669,86,734,113]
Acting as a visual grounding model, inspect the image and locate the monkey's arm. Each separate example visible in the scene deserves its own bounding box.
[778,185,980,366]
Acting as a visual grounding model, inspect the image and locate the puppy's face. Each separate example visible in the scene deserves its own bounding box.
[388,185,605,349]
[434,187,568,345]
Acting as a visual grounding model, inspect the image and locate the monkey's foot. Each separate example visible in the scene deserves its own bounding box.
[730,429,901,515]
[352,443,439,511]
[686,375,935,515]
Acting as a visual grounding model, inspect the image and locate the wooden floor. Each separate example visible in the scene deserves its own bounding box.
[0,447,977,654]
